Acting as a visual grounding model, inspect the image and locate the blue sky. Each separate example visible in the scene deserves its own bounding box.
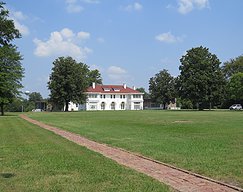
[4,0,243,98]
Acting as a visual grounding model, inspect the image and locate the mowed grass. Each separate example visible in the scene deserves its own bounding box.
[29,110,243,187]
[0,115,171,192]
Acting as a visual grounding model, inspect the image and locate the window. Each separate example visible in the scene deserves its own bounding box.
[103,95,106,99]
[110,95,115,99]
[120,95,126,99]
[101,102,105,110]
[134,102,141,110]
[111,102,115,110]
[103,88,110,92]
[121,102,125,110]
[133,94,141,98]
[100,95,102,99]
[90,104,97,110]
[113,88,120,92]
[89,94,97,98]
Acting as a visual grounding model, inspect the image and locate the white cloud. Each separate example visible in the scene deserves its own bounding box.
[107,66,127,82]
[66,0,83,13]
[81,0,100,4]
[65,0,99,13]
[33,28,92,61]
[97,37,105,43]
[177,0,209,14]
[77,31,90,40]
[10,10,29,36]
[155,32,183,43]
[12,11,26,20]
[60,28,74,39]
[67,4,83,13]
[13,19,29,36]
[66,0,76,3]
[125,2,143,12]
[134,2,143,11]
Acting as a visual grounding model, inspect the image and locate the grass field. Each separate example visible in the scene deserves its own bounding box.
[0,115,170,192]
[28,110,243,187]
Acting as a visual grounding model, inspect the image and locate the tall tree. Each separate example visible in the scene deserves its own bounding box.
[226,72,243,102]
[149,69,176,109]
[88,69,102,85]
[28,92,43,103]
[222,55,243,80]
[48,56,101,111]
[0,2,24,115]
[178,46,225,109]
[0,45,23,115]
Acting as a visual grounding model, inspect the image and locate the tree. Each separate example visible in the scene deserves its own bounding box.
[5,97,23,112]
[136,87,150,99]
[226,72,243,102]
[88,69,102,85]
[149,69,176,109]
[48,56,101,111]
[178,46,225,109]
[0,45,23,115]
[222,55,243,80]
[0,2,21,46]
[28,92,43,103]
[0,2,24,116]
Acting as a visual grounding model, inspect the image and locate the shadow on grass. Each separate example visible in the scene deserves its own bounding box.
[1,173,15,178]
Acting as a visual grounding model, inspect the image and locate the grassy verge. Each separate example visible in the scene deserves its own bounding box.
[28,110,243,187]
[0,115,170,192]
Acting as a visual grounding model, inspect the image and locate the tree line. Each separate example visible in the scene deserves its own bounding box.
[148,47,243,110]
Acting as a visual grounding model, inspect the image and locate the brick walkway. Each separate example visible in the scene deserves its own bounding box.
[20,114,242,192]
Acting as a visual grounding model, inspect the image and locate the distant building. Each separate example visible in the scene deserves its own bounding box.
[67,83,144,111]
[143,98,179,110]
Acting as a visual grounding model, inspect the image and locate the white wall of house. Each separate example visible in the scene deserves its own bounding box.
[85,93,143,111]
[67,102,79,111]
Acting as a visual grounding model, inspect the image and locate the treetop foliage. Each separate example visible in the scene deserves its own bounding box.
[0,2,21,47]
[222,55,243,80]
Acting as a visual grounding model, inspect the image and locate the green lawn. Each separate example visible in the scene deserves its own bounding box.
[28,110,243,188]
[0,115,170,192]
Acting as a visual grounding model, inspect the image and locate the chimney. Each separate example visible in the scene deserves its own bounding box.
[92,82,95,89]
[123,83,127,89]
[132,86,136,90]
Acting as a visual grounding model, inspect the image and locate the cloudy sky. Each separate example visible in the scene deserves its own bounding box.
[4,0,243,97]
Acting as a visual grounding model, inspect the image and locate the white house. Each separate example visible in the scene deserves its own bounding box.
[68,83,144,111]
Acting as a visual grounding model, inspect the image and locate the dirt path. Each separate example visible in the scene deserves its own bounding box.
[19,114,242,192]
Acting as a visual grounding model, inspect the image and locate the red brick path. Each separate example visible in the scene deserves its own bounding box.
[20,114,242,192]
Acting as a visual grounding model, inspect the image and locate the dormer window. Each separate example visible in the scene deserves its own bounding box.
[103,88,110,92]
[113,88,120,92]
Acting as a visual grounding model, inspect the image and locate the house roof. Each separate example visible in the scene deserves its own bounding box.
[86,84,142,94]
